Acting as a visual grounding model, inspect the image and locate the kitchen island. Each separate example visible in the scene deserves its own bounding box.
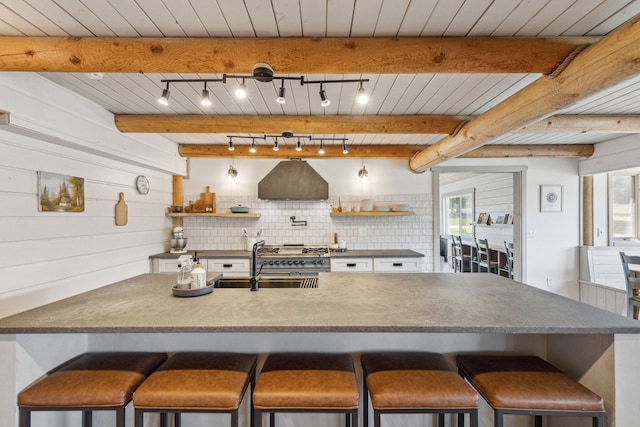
[1,272,639,426]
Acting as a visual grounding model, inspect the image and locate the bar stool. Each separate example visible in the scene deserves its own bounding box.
[133,352,257,427]
[457,355,605,427]
[253,353,359,427]
[18,352,167,427]
[361,352,479,427]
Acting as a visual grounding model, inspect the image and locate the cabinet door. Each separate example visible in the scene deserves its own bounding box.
[373,257,423,273]
[330,258,373,272]
[207,258,250,277]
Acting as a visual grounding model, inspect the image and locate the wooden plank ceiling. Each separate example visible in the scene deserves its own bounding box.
[1,0,640,170]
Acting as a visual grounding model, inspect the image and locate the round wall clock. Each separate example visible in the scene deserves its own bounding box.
[135,175,150,194]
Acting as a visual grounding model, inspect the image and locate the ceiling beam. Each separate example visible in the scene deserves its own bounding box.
[115,115,466,134]
[179,144,594,159]
[115,113,640,135]
[516,115,640,133]
[0,36,597,74]
[409,15,640,172]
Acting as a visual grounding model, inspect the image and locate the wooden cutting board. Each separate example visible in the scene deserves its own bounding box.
[115,192,128,226]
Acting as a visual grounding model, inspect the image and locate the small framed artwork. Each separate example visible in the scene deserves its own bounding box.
[477,213,487,224]
[38,171,85,212]
[540,185,562,212]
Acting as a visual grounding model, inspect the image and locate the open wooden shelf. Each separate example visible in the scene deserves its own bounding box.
[166,212,260,218]
[330,211,415,217]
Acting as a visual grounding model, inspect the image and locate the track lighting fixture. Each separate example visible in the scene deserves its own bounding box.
[226,133,352,155]
[235,79,247,99]
[319,84,330,107]
[318,141,325,155]
[200,82,212,107]
[358,164,369,180]
[157,64,368,107]
[273,137,279,151]
[296,137,302,152]
[250,140,257,153]
[342,141,349,154]
[276,81,286,104]
[228,139,234,151]
[157,82,170,106]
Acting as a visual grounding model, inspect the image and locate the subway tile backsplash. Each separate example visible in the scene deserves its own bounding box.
[182,193,432,269]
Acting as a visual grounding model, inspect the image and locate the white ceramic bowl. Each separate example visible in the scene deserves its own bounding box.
[390,203,410,212]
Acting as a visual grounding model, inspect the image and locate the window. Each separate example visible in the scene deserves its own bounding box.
[444,191,474,237]
[610,171,639,240]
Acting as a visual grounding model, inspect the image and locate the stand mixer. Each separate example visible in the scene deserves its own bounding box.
[170,226,188,253]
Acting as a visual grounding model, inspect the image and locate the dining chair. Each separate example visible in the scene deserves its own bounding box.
[452,235,472,272]
[619,252,640,319]
[474,238,498,274]
[504,241,514,279]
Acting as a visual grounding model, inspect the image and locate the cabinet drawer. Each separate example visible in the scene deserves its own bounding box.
[331,258,373,272]
[207,258,250,277]
[373,257,422,273]
[153,258,180,273]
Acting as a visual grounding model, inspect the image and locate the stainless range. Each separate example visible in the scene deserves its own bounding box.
[256,243,330,276]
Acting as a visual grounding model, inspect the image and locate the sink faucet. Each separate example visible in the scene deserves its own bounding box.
[250,240,265,291]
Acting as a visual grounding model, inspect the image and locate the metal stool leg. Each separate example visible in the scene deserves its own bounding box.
[437,413,444,427]
[458,412,465,427]
[19,408,30,427]
[115,407,125,427]
[534,415,542,427]
[82,410,92,427]
[175,412,181,427]
[231,410,238,427]
[134,409,144,427]
[269,412,275,427]
[363,378,369,427]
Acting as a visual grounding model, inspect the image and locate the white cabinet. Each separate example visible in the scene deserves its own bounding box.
[373,257,423,273]
[151,257,250,277]
[331,257,373,272]
[207,258,250,277]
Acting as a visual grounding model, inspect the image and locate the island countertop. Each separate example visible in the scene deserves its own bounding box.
[1,273,638,334]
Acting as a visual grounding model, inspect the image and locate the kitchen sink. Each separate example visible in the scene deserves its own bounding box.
[214,277,318,289]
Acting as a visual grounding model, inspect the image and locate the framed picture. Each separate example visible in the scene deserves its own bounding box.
[540,185,562,212]
[38,171,85,212]
[477,213,487,224]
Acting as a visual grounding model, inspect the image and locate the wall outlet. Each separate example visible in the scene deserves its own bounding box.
[358,227,367,236]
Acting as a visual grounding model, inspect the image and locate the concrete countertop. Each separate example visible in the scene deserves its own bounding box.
[0,273,638,334]
[150,249,423,259]
[330,249,423,257]
[150,250,251,259]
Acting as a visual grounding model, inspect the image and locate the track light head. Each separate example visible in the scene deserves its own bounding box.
[273,138,279,151]
[250,141,257,153]
[296,138,302,152]
[342,141,349,155]
[276,84,286,104]
[158,87,170,106]
[356,83,369,105]
[235,80,247,99]
[318,141,325,155]
[228,140,234,151]
[201,88,212,107]
[319,86,330,107]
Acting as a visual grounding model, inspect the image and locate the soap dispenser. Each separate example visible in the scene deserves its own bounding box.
[190,253,207,289]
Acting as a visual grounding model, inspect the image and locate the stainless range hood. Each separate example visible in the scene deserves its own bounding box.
[258,160,328,200]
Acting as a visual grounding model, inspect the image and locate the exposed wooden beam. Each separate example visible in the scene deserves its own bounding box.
[115,115,466,134]
[458,144,594,158]
[517,115,640,133]
[179,144,593,159]
[115,113,640,135]
[409,15,640,172]
[0,36,597,74]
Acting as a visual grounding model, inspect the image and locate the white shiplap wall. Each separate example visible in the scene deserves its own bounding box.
[0,73,182,318]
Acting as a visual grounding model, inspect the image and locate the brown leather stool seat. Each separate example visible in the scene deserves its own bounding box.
[18,352,167,427]
[253,353,359,427]
[133,352,257,427]
[361,352,479,427]
[457,355,605,427]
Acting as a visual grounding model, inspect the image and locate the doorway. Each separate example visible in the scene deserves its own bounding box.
[432,166,526,282]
